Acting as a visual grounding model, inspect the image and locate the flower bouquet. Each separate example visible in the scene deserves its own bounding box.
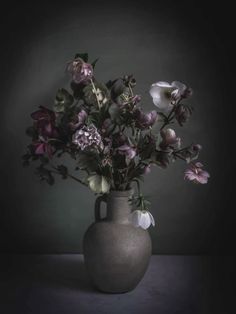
[23,52,209,230]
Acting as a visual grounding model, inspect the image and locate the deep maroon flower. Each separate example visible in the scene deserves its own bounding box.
[69,109,88,130]
[175,104,193,126]
[72,124,103,150]
[67,58,93,84]
[117,144,136,159]
[134,109,158,129]
[159,128,180,150]
[31,106,58,137]
[184,162,210,184]
[33,139,54,158]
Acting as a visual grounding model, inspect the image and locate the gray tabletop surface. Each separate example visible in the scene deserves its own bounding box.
[0,255,235,314]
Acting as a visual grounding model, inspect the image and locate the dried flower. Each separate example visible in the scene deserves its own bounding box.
[72,124,103,150]
[184,162,210,184]
[67,58,93,84]
[130,210,155,229]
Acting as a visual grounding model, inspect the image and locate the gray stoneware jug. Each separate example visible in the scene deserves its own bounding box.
[83,189,152,293]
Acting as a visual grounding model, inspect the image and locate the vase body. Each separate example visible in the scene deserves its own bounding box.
[83,189,152,293]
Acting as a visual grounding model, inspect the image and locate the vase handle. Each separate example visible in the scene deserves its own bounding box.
[95,194,107,222]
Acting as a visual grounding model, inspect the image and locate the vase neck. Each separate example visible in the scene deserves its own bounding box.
[106,190,133,224]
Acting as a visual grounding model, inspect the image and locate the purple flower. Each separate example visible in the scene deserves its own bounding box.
[134,109,158,129]
[184,162,210,184]
[67,58,93,84]
[72,124,103,150]
[117,144,136,159]
[31,106,58,138]
[70,109,88,130]
[160,128,181,150]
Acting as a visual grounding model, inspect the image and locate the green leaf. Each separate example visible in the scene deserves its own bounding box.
[57,165,68,179]
[109,103,120,121]
[54,88,74,113]
[74,53,88,62]
[77,151,100,172]
[91,58,99,68]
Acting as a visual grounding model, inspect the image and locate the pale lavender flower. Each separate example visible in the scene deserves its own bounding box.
[184,162,210,184]
[160,128,181,149]
[70,109,88,130]
[134,109,158,129]
[72,124,103,150]
[67,58,93,84]
[117,144,136,159]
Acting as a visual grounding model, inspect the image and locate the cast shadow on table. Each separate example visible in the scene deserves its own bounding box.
[4,255,99,294]
[35,257,100,293]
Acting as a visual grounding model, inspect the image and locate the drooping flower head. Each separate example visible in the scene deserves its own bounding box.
[184,162,210,184]
[67,58,93,84]
[130,210,155,230]
[72,124,103,151]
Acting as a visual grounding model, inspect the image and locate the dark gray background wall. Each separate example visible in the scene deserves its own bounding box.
[0,1,234,254]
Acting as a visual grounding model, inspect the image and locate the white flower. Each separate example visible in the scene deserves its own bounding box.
[87,175,110,194]
[149,81,188,110]
[130,210,155,230]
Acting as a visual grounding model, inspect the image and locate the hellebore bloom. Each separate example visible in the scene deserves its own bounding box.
[72,124,103,151]
[87,174,110,194]
[31,106,58,138]
[117,144,136,159]
[134,109,158,129]
[184,162,210,184]
[160,128,181,150]
[70,109,88,130]
[33,138,54,158]
[149,81,192,110]
[67,58,93,84]
[130,210,155,230]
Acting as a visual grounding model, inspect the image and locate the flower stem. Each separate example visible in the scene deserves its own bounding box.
[90,79,101,108]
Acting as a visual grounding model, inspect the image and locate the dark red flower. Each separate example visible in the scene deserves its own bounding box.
[31,106,58,137]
